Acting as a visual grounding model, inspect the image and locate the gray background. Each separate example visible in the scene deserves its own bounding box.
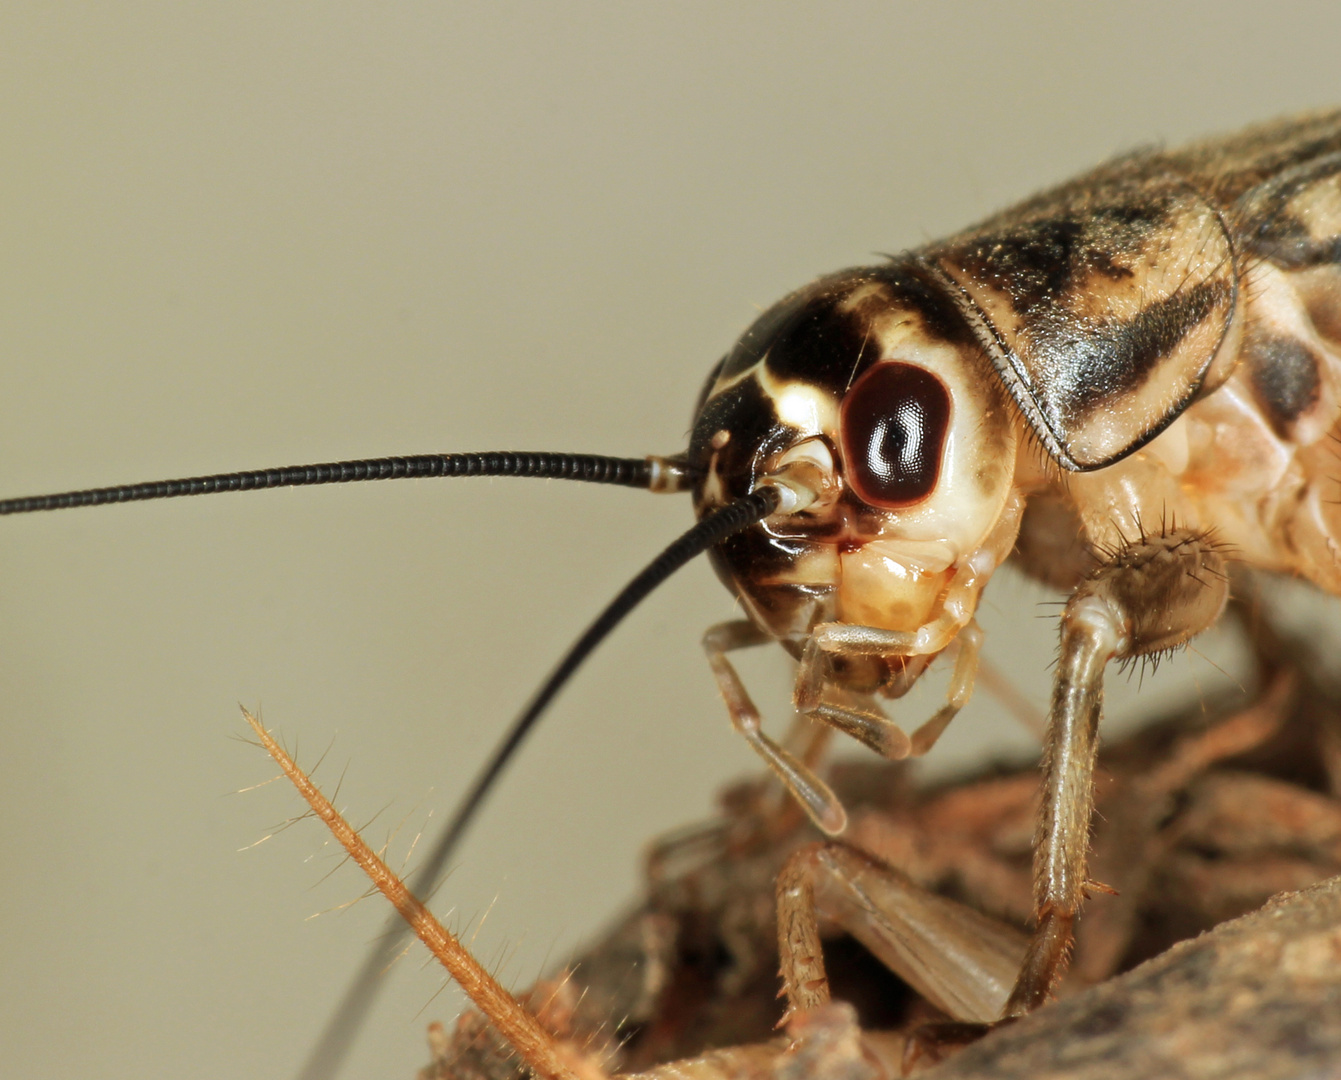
[0,5,1336,1078]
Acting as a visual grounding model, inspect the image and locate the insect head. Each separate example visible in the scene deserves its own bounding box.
[691,263,1018,661]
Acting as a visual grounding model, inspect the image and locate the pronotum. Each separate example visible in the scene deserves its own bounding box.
[4,10,1339,1079]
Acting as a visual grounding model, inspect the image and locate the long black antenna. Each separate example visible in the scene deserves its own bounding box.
[296,486,780,1080]
[0,451,686,514]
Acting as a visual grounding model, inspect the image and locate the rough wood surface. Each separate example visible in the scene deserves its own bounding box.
[922,875,1341,1079]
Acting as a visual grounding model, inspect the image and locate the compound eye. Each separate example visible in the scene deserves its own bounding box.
[840,362,951,508]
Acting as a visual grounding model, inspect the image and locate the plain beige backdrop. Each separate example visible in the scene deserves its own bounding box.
[2,5,1339,1079]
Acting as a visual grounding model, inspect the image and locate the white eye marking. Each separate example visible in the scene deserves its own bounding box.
[775,436,834,473]
[774,385,827,431]
[766,436,839,515]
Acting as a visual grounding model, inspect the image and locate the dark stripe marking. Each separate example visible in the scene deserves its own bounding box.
[1244,331,1323,436]
[943,195,1176,318]
[1255,234,1341,270]
[1050,279,1228,417]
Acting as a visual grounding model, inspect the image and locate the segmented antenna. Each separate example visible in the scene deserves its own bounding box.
[0,451,684,514]
[297,486,780,1080]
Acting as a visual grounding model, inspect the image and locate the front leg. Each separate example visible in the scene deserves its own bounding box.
[1003,528,1228,1016]
[703,620,848,835]
[796,620,983,759]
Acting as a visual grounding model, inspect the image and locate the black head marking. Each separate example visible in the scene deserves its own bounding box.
[716,274,865,383]
[761,291,875,395]
[714,264,978,402]
[692,353,727,419]
[714,271,882,394]
[871,261,981,349]
[688,373,790,500]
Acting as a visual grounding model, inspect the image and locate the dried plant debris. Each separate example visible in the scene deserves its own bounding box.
[425,636,1341,1079]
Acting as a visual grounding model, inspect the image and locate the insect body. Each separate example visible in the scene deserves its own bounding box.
[686,108,1341,1017]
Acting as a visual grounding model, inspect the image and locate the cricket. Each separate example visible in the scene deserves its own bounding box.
[8,106,1341,1078]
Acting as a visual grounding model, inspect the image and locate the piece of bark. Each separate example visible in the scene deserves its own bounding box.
[922,875,1341,1079]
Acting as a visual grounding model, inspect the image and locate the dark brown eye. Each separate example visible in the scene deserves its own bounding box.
[840,362,951,508]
